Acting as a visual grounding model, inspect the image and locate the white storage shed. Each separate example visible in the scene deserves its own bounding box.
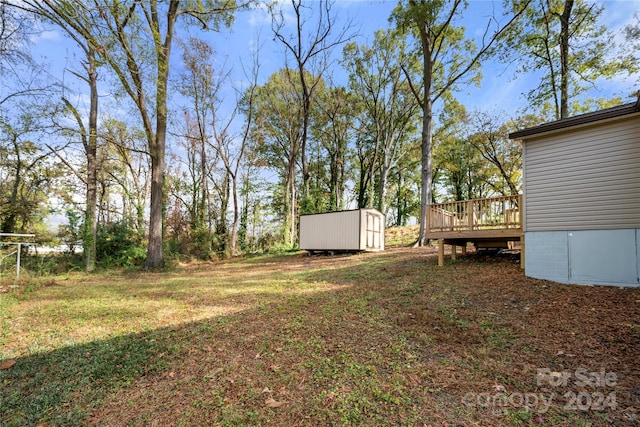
[299,208,385,252]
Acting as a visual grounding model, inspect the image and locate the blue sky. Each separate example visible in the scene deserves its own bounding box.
[29,0,640,127]
[208,0,640,114]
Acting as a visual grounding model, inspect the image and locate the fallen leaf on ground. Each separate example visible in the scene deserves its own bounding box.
[0,359,16,370]
[265,398,285,408]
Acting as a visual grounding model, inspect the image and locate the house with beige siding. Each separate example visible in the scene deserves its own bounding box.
[509,96,640,287]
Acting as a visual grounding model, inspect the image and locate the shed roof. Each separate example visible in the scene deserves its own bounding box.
[509,93,640,140]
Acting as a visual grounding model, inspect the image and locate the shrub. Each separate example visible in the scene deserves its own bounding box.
[165,227,216,261]
[96,221,146,268]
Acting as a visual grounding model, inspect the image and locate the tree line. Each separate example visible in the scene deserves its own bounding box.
[0,0,637,270]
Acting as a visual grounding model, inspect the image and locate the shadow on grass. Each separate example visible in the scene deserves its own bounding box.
[2,249,638,426]
[0,255,343,425]
[1,325,175,425]
[0,250,437,426]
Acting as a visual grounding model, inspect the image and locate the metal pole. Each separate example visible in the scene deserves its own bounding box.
[16,243,21,280]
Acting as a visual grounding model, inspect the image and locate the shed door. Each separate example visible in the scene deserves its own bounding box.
[366,213,381,250]
[568,230,638,285]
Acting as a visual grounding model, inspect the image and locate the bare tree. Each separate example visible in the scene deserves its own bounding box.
[210,54,259,255]
[271,0,353,193]
[0,3,55,110]
[178,37,228,235]
[343,29,420,217]
[466,112,522,197]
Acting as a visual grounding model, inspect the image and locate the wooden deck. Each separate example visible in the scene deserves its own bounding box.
[425,195,524,267]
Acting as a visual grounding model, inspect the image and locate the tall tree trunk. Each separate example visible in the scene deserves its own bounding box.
[299,67,311,191]
[559,0,574,119]
[146,151,165,267]
[378,159,389,216]
[1,136,21,233]
[200,138,208,230]
[217,172,230,251]
[85,48,98,272]
[415,25,433,247]
[416,97,433,246]
[357,157,368,208]
[337,142,346,211]
[229,172,239,255]
[145,0,178,268]
[329,148,341,211]
[396,169,404,226]
[286,159,297,247]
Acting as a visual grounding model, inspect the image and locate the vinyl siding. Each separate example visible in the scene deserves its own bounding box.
[523,114,640,232]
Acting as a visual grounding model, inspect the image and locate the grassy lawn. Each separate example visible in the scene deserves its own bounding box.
[1,246,639,426]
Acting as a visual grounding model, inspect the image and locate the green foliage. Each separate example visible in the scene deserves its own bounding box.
[386,164,421,226]
[0,111,62,234]
[435,134,490,201]
[165,227,217,261]
[503,0,637,118]
[433,97,491,201]
[250,68,318,246]
[251,69,311,170]
[238,174,271,254]
[310,86,355,212]
[96,221,146,268]
[57,209,83,254]
[390,0,482,103]
[623,13,640,85]
[466,111,522,197]
[21,253,83,276]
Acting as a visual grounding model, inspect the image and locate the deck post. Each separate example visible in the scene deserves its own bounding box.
[438,239,444,266]
[518,195,523,227]
[467,200,474,230]
[451,245,457,261]
[461,244,467,256]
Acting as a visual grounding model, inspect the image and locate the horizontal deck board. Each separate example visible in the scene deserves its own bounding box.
[425,229,523,240]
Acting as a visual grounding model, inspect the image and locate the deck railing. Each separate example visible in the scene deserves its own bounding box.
[428,195,522,232]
